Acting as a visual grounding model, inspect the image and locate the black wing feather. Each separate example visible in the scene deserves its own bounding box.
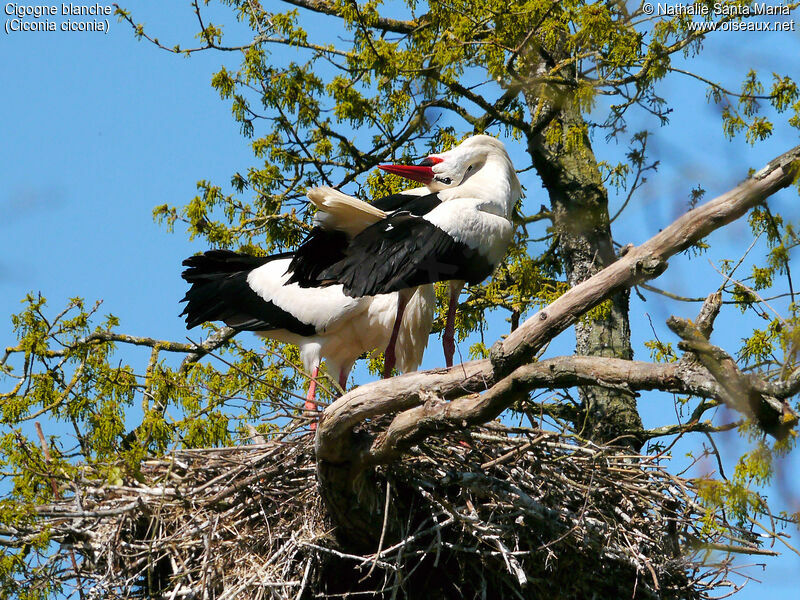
[286,227,349,288]
[288,193,442,286]
[181,249,316,336]
[370,192,442,215]
[288,192,443,288]
[317,214,494,297]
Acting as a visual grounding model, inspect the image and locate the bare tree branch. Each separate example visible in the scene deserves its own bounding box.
[667,316,799,439]
[694,291,722,338]
[492,146,800,375]
[363,356,712,466]
[280,0,420,34]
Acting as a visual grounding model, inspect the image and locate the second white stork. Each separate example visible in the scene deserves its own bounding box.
[181,250,434,427]
[289,134,521,371]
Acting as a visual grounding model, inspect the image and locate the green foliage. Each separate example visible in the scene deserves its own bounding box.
[716,68,800,144]
[732,204,800,370]
[697,436,797,531]
[645,339,678,363]
[0,294,310,493]
[688,185,706,210]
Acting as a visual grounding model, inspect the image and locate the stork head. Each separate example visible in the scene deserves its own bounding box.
[378,135,517,193]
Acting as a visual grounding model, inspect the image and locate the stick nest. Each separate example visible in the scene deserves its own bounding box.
[27,425,760,599]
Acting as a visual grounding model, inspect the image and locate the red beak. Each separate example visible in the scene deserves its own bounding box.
[378,163,435,184]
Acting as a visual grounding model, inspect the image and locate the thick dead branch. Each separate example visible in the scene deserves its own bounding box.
[316,360,494,462]
[492,145,800,374]
[667,316,799,439]
[694,291,723,338]
[318,350,799,466]
[321,349,797,466]
[751,368,800,398]
[364,357,710,466]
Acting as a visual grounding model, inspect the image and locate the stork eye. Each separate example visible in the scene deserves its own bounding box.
[436,176,452,184]
[467,165,474,172]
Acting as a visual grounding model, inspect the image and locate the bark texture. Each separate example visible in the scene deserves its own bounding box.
[526,95,642,448]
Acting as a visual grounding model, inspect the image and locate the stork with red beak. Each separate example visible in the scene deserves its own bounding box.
[181,250,434,428]
[289,135,520,374]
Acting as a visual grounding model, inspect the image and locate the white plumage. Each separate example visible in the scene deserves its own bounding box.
[306,186,387,237]
[246,257,433,380]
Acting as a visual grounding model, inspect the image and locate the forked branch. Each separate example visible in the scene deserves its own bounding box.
[667,316,799,439]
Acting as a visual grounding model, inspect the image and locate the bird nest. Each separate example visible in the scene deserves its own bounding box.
[28,425,761,599]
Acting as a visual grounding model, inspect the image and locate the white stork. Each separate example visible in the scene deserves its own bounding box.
[181,250,435,428]
[288,134,520,373]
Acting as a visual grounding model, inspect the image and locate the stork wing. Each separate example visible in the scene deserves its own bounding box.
[315,212,495,297]
[286,227,349,288]
[289,191,445,288]
[308,187,442,235]
[370,191,442,215]
[182,250,370,334]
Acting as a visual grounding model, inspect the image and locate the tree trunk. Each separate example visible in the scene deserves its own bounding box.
[526,94,645,449]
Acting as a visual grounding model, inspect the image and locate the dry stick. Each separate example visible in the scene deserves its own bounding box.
[746,514,800,558]
[362,480,392,581]
[690,540,779,557]
[373,515,456,560]
[300,541,395,570]
[480,440,536,469]
[709,258,786,325]
[295,557,312,600]
[34,422,85,600]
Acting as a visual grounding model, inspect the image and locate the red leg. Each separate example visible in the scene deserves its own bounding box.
[338,369,348,393]
[443,283,461,368]
[383,293,409,379]
[305,366,319,431]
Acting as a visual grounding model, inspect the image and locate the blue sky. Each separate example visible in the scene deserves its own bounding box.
[2,2,800,597]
